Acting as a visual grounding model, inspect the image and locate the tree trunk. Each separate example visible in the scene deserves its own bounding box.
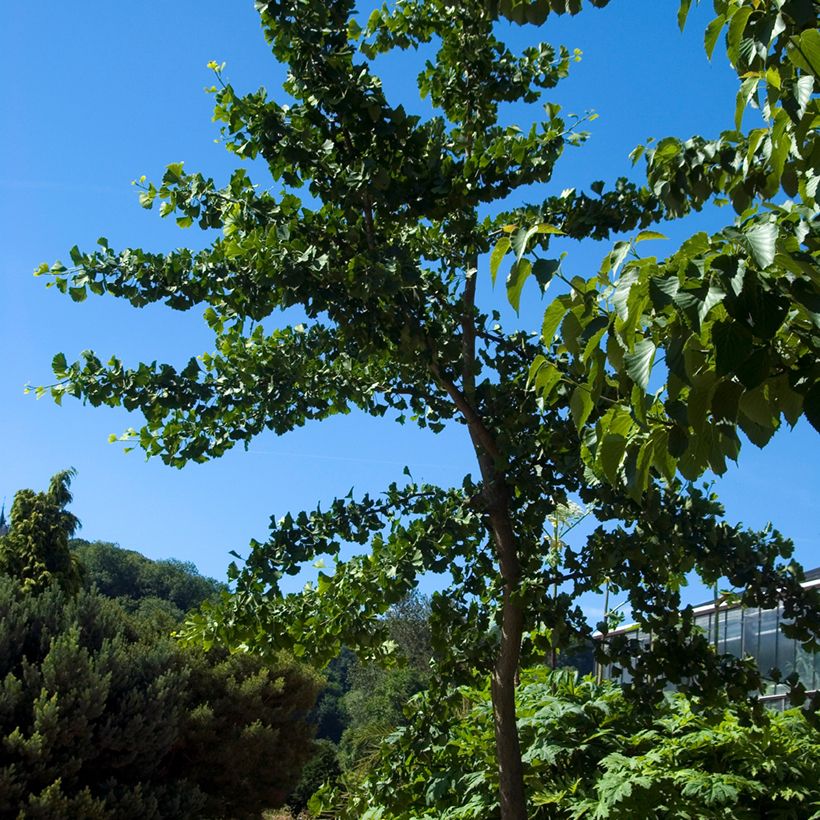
[491,564,527,820]
[486,497,527,820]
[448,258,527,819]
[464,431,528,820]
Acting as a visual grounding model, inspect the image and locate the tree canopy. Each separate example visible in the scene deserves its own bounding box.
[73,539,225,615]
[38,1,819,816]
[493,0,819,493]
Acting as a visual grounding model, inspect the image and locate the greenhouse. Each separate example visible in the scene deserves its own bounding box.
[598,569,820,707]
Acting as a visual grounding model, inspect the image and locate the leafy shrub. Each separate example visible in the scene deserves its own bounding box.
[315,668,820,819]
[0,577,320,819]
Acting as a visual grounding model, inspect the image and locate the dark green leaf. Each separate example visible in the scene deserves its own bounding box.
[803,383,820,433]
[712,320,753,375]
[570,386,594,431]
[532,258,560,292]
[735,348,772,390]
[711,380,744,428]
[599,433,627,484]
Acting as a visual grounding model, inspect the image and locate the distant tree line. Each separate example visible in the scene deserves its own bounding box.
[72,538,225,617]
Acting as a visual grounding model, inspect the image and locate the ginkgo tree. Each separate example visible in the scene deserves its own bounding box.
[38,0,818,817]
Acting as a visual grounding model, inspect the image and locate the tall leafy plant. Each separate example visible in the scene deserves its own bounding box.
[37,1,818,816]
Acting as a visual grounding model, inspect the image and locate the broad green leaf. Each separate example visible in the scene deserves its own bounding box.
[598,432,628,485]
[726,7,753,65]
[542,298,570,345]
[704,16,725,60]
[570,386,594,431]
[649,274,679,308]
[734,76,759,130]
[711,379,744,427]
[166,161,185,180]
[738,410,778,448]
[490,237,511,284]
[511,223,563,266]
[635,231,668,243]
[581,316,609,362]
[678,425,713,479]
[607,332,625,372]
[507,258,532,313]
[793,74,814,117]
[712,320,753,375]
[532,359,563,399]
[623,339,656,392]
[625,438,653,500]
[677,0,692,32]
[788,29,820,78]
[528,354,548,387]
[688,374,718,434]
[744,222,777,269]
[679,231,711,257]
[612,268,639,320]
[535,223,564,236]
[775,379,804,428]
[652,429,677,483]
[608,241,631,276]
[739,385,775,427]
[561,309,584,358]
[52,352,68,374]
[511,226,537,263]
[532,257,560,292]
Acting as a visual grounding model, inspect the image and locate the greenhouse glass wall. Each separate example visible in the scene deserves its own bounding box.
[596,569,820,709]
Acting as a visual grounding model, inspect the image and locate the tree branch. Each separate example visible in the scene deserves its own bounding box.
[430,361,502,464]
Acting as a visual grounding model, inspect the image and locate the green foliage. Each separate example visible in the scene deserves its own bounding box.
[316,668,820,819]
[0,576,320,818]
[311,649,357,744]
[40,1,819,815]
[169,644,321,817]
[0,576,202,818]
[493,0,820,495]
[72,539,225,614]
[288,739,342,816]
[0,470,83,594]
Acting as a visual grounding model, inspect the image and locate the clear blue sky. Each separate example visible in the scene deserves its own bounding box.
[2,2,817,604]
